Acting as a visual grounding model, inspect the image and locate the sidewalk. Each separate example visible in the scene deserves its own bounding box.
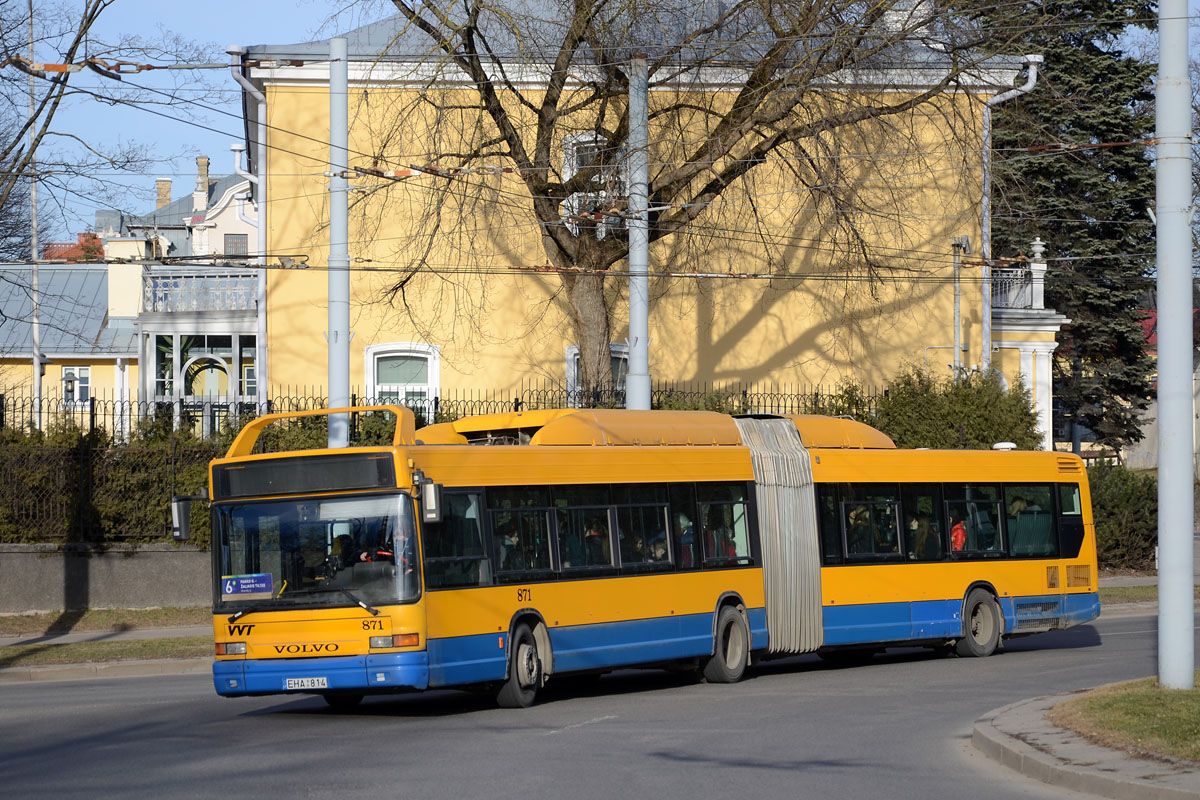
[974,694,1200,800]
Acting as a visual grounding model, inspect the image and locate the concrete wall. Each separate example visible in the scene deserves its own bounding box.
[0,544,210,614]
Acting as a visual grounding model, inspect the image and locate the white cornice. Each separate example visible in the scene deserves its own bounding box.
[251,60,1019,95]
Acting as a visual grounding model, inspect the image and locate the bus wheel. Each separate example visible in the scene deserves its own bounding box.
[956,589,1002,658]
[496,623,541,708]
[703,606,748,683]
[322,692,363,709]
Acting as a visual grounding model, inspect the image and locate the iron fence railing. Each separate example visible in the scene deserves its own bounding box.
[0,380,883,441]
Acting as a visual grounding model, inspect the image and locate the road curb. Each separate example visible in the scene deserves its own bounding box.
[0,658,210,684]
[973,694,1200,800]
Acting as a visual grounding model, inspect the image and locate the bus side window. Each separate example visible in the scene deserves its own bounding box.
[1057,484,1086,559]
[421,492,490,589]
[669,484,700,570]
[698,483,751,565]
[1004,484,1057,557]
[817,485,842,565]
[488,488,552,576]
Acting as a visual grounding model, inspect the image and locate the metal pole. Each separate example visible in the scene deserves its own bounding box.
[28,0,40,430]
[327,37,351,447]
[1155,0,1195,690]
[980,102,992,373]
[625,55,651,410]
[952,238,963,374]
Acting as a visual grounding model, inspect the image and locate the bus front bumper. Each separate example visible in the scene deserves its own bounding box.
[214,652,430,697]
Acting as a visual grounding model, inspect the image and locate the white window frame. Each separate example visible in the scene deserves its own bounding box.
[61,366,91,408]
[563,132,627,191]
[364,342,441,414]
[564,342,629,397]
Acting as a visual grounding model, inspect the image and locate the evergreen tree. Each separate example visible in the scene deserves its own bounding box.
[978,1,1156,451]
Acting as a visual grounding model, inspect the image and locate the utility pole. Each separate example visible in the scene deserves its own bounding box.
[327,37,350,447]
[625,55,651,410]
[28,0,41,429]
[952,236,970,374]
[1155,0,1194,690]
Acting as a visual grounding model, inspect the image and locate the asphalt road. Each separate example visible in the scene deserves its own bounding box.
[0,613,1191,800]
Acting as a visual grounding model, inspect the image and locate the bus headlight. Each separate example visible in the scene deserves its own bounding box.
[370,634,419,648]
[216,642,247,656]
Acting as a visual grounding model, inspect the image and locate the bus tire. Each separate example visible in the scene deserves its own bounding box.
[956,589,1002,658]
[496,622,541,708]
[703,606,748,683]
[322,692,363,709]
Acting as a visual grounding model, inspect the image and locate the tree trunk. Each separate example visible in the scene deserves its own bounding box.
[562,271,613,399]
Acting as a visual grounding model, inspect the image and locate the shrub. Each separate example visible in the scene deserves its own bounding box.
[872,366,1041,449]
[1088,460,1158,571]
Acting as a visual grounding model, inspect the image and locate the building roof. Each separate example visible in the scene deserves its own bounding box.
[94,173,245,258]
[0,266,136,358]
[242,9,1025,83]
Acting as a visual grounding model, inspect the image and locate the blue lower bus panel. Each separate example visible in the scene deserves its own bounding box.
[214,652,430,696]
[425,607,769,687]
[822,592,1101,648]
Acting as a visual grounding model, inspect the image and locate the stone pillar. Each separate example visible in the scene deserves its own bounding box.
[1029,237,1047,310]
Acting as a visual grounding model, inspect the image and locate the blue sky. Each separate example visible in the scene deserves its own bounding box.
[44,0,364,235]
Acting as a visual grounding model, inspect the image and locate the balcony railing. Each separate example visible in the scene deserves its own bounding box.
[992,267,1032,309]
[144,271,257,313]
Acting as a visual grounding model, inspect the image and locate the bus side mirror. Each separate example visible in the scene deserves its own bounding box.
[171,491,207,541]
[420,482,443,524]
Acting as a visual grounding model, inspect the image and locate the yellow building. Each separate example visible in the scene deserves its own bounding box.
[222,12,1066,447]
[0,12,1068,447]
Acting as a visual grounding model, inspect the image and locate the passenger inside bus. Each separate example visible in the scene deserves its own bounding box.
[847,505,872,554]
[704,507,737,559]
[584,518,610,565]
[673,513,696,568]
[949,508,967,551]
[496,521,525,571]
[907,513,941,560]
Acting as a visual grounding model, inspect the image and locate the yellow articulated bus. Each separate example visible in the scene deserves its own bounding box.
[181,407,1098,709]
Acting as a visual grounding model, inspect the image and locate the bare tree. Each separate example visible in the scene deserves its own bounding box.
[0,1,228,240]
[348,0,1028,390]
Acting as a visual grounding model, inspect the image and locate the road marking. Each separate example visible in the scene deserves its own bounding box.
[1103,625,1200,636]
[543,715,617,736]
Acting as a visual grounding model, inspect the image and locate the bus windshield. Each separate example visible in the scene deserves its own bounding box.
[215,493,419,611]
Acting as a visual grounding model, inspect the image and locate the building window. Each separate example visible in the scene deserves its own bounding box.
[564,343,628,397]
[562,132,627,239]
[224,233,249,256]
[242,364,257,397]
[62,366,90,406]
[365,342,440,420]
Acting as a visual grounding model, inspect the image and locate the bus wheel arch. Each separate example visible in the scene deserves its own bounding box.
[956,586,1003,658]
[703,596,750,683]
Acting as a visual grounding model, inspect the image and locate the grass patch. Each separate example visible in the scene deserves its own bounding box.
[0,636,212,668]
[0,607,210,636]
[1098,586,1200,605]
[1049,673,1200,763]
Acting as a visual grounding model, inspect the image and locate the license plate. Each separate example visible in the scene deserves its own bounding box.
[285,677,328,690]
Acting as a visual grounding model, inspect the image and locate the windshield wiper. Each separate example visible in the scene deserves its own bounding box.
[332,587,381,616]
[293,586,381,616]
[227,604,272,624]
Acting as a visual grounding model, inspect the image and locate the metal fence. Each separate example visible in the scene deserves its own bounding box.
[0,380,883,441]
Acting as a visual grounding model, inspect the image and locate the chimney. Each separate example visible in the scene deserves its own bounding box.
[193,156,210,213]
[156,178,171,209]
